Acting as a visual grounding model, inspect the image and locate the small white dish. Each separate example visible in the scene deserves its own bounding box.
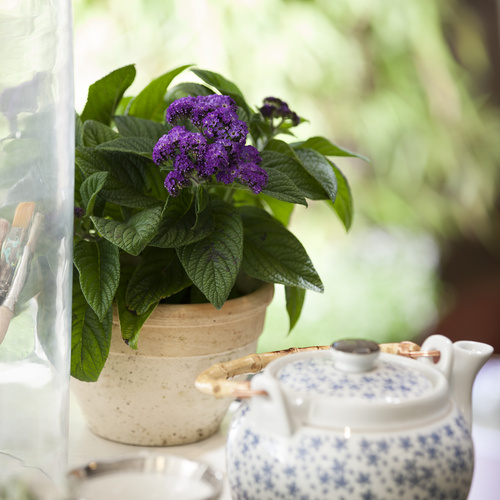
[68,452,223,500]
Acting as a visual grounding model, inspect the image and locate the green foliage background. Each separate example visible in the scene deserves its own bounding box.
[73,0,500,349]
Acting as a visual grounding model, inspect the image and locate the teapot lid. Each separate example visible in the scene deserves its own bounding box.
[277,340,435,403]
[256,339,450,430]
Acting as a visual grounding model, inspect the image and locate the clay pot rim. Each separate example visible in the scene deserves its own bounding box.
[112,282,275,333]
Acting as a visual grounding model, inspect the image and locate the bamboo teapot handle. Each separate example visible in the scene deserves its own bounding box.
[195,341,438,399]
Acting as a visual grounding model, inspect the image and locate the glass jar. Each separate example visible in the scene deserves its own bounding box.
[0,0,74,491]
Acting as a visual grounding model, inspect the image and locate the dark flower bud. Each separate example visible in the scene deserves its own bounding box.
[291,112,301,126]
[259,97,301,126]
[74,207,85,218]
[259,104,274,119]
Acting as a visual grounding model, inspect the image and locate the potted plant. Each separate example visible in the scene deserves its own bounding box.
[71,64,365,445]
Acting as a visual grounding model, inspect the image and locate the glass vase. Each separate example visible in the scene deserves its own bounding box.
[0,0,74,492]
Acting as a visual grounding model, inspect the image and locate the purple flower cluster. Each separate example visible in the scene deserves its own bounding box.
[153,95,268,196]
[259,97,301,126]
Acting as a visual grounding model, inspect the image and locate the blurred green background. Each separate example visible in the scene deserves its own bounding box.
[73,0,500,351]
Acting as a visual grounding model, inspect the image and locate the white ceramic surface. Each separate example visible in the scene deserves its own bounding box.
[226,336,493,500]
[67,381,500,500]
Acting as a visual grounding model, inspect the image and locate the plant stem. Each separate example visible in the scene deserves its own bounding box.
[224,187,235,203]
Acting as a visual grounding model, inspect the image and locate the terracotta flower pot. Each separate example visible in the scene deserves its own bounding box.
[71,283,274,446]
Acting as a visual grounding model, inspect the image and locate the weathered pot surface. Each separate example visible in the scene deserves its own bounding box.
[226,335,493,500]
[71,282,274,446]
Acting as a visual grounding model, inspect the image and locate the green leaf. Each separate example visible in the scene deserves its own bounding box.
[177,200,243,308]
[149,189,214,248]
[191,68,252,114]
[126,247,192,314]
[261,194,295,227]
[265,139,300,158]
[76,148,163,208]
[114,115,169,140]
[80,171,109,215]
[83,120,120,147]
[239,206,323,292]
[71,269,112,382]
[107,151,167,202]
[113,265,154,349]
[231,188,260,207]
[249,114,273,143]
[329,160,354,230]
[260,150,326,200]
[261,167,307,206]
[74,149,85,207]
[116,297,156,349]
[91,205,163,256]
[73,239,120,321]
[194,184,210,220]
[285,286,306,332]
[128,65,192,122]
[115,296,157,350]
[293,136,370,162]
[96,136,157,159]
[164,82,214,107]
[75,113,84,147]
[115,96,133,116]
[81,65,136,125]
[294,148,338,203]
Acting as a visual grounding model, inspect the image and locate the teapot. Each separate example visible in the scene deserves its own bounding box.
[196,335,493,500]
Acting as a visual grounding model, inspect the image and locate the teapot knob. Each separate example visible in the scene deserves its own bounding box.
[331,339,380,373]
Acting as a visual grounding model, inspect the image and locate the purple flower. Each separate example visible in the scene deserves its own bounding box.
[205,94,237,110]
[201,106,247,144]
[166,94,238,127]
[154,94,268,196]
[165,96,196,124]
[239,145,262,165]
[152,126,189,164]
[172,153,195,173]
[229,145,267,193]
[202,142,229,177]
[259,96,301,126]
[201,108,229,140]
[226,118,248,144]
[164,170,189,196]
[178,131,207,159]
[238,162,268,194]
[215,167,238,185]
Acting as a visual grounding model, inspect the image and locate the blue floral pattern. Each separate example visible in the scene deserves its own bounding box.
[227,403,473,500]
[277,358,433,402]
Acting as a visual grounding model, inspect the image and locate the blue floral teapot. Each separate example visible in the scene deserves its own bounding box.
[196,335,493,500]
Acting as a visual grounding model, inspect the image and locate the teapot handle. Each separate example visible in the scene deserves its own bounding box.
[195,345,330,398]
[195,341,434,399]
[250,372,296,438]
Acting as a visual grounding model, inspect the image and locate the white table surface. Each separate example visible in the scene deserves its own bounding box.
[68,357,500,500]
[68,393,233,500]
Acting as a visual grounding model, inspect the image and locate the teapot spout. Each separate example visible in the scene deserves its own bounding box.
[451,341,493,431]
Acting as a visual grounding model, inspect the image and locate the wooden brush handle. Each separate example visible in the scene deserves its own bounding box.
[0,219,9,248]
[0,213,43,345]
